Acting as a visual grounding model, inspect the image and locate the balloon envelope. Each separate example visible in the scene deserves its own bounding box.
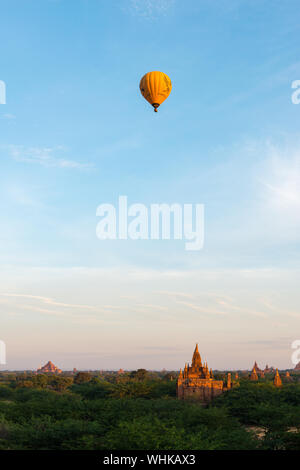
[139,71,172,112]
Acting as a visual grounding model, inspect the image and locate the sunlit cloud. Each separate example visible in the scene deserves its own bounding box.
[0,265,298,368]
[0,293,98,310]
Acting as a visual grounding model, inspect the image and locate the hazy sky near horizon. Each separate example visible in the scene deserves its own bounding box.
[1,0,300,370]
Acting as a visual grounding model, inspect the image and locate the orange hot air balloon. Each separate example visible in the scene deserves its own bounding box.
[139,71,172,112]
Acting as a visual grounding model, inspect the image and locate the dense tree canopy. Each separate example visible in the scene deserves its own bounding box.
[0,372,299,450]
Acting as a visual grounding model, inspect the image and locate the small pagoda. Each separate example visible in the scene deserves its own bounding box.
[250,366,258,381]
[273,369,282,387]
[37,361,62,374]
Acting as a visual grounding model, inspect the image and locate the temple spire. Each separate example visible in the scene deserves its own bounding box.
[227,372,232,389]
[274,368,282,387]
[250,366,258,381]
[176,344,225,404]
[192,343,202,367]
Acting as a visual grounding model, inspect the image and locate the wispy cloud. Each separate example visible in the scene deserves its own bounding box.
[2,113,16,120]
[0,292,128,324]
[0,293,98,310]
[8,145,92,169]
[1,266,299,368]
[4,183,43,208]
[260,142,300,212]
[175,299,228,316]
[129,0,174,18]
[154,290,195,299]
[136,303,169,311]
[155,289,275,319]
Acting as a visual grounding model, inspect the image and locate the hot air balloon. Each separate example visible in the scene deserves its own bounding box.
[139,71,172,112]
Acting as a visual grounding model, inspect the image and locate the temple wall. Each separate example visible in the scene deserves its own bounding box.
[177,380,224,404]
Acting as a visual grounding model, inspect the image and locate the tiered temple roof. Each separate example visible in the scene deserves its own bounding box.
[250,361,274,378]
[181,344,212,380]
[37,361,62,374]
[177,344,225,404]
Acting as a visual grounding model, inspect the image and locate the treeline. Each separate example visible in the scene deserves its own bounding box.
[0,372,299,450]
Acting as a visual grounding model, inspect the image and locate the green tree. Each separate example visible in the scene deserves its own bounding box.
[50,377,73,392]
[130,369,148,381]
[74,372,92,385]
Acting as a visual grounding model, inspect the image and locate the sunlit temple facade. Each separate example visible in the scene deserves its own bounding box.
[177,344,225,404]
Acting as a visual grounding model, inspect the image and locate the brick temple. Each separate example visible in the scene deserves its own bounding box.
[37,361,62,374]
[177,344,225,404]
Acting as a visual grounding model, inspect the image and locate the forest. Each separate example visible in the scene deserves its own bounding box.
[0,370,299,450]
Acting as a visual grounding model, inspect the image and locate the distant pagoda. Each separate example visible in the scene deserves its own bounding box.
[37,361,62,374]
[250,366,258,381]
[264,364,274,374]
[253,361,263,374]
[285,371,293,382]
[250,361,274,379]
[273,369,282,387]
[294,361,300,371]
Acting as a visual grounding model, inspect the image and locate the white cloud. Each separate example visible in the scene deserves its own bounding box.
[200,137,300,250]
[8,145,92,170]
[0,293,98,310]
[129,0,174,18]
[174,299,228,316]
[260,143,300,212]
[2,113,16,120]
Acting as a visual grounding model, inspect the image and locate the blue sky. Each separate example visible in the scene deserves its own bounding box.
[1,0,300,370]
